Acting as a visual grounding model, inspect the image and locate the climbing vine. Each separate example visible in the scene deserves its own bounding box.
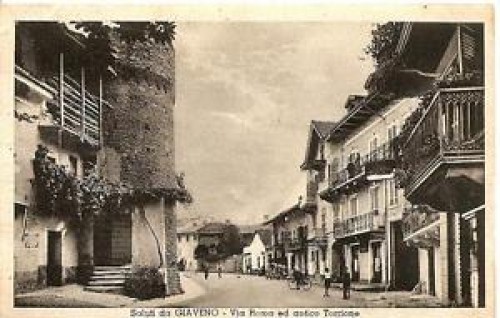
[32,145,192,220]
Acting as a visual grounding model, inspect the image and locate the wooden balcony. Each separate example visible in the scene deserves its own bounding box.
[320,142,396,203]
[399,87,484,212]
[15,63,112,149]
[42,73,109,147]
[333,210,382,239]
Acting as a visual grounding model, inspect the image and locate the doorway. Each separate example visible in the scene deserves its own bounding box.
[47,231,62,286]
[94,214,132,265]
[372,242,382,283]
[351,245,360,282]
[428,248,436,296]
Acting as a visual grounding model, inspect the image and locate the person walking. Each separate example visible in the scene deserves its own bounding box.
[323,268,332,297]
[293,267,301,290]
[342,269,351,300]
[217,265,222,279]
[204,264,209,280]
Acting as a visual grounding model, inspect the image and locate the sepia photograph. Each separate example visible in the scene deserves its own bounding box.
[3,5,492,314]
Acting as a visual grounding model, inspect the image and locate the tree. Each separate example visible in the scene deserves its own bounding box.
[219,224,244,257]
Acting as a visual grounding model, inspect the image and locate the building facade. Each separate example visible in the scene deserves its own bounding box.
[300,121,336,283]
[242,230,271,274]
[265,202,311,277]
[177,223,202,271]
[394,23,485,307]
[14,22,186,296]
[318,94,420,288]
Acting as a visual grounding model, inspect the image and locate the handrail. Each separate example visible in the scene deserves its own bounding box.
[403,87,485,149]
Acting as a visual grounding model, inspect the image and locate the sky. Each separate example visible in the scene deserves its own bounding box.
[175,22,375,225]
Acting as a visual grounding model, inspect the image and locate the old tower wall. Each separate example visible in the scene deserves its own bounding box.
[100,37,181,295]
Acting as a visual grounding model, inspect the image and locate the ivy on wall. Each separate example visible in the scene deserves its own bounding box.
[32,144,192,220]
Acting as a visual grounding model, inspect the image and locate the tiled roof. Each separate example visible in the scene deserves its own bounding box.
[196,222,228,234]
[177,222,204,234]
[238,224,261,234]
[256,228,273,247]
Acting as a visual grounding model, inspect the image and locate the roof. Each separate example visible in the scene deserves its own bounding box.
[238,224,261,234]
[301,120,336,170]
[326,93,394,142]
[256,229,273,247]
[177,222,204,234]
[311,121,336,140]
[196,222,228,235]
[263,203,304,225]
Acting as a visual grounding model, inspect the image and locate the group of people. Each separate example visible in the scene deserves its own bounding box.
[293,267,351,299]
[324,268,351,299]
[202,263,223,280]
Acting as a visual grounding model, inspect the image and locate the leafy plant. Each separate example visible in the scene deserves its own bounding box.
[32,145,192,220]
[365,22,403,67]
[123,266,165,299]
[72,21,176,73]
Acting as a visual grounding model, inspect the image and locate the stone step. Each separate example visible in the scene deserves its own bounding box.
[90,274,127,280]
[93,266,132,272]
[88,279,125,286]
[91,270,130,276]
[84,285,123,293]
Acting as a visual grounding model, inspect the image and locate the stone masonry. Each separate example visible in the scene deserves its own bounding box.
[100,35,181,295]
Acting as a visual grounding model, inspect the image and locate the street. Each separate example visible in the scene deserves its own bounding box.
[174,273,443,308]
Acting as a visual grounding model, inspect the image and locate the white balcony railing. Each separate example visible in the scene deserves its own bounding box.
[333,210,382,238]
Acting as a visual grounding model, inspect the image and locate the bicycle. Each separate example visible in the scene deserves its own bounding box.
[287,274,312,290]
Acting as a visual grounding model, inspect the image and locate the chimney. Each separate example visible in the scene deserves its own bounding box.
[263,215,269,222]
[225,219,231,224]
[192,222,197,227]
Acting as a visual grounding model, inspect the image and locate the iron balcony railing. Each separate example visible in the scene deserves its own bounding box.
[401,206,440,240]
[333,209,381,238]
[328,141,396,190]
[400,87,484,192]
[309,227,328,246]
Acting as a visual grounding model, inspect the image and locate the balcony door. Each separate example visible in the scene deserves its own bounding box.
[369,137,378,161]
[370,186,380,213]
[351,245,360,282]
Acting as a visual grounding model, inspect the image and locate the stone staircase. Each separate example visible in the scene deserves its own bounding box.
[84,264,132,294]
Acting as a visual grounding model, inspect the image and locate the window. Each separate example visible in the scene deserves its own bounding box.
[388,124,398,141]
[15,202,26,214]
[69,155,78,176]
[350,196,358,216]
[369,137,378,160]
[332,203,340,223]
[186,234,190,242]
[370,186,380,211]
[388,179,398,206]
[321,210,326,230]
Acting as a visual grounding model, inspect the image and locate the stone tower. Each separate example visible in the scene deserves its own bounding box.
[100,36,181,295]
